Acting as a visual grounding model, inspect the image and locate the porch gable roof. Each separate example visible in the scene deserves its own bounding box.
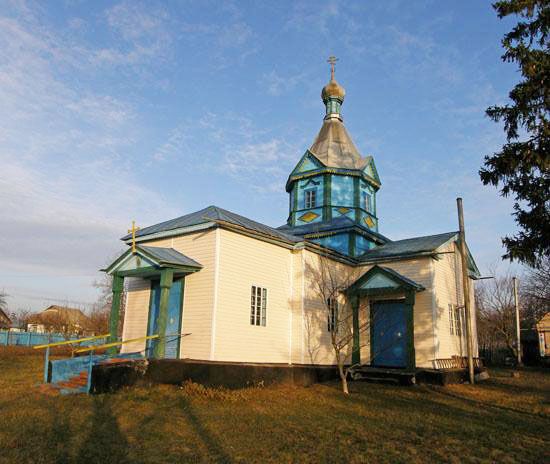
[346,265,425,295]
[103,245,202,277]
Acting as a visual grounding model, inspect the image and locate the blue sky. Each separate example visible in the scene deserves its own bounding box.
[0,0,522,312]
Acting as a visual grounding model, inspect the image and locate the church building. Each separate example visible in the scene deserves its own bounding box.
[104,62,481,372]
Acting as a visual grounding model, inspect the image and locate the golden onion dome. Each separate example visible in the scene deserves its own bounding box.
[321,79,345,102]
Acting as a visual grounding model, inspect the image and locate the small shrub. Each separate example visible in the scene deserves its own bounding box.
[178,380,265,402]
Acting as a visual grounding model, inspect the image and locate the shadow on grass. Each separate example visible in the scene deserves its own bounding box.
[426,383,549,417]
[47,401,72,464]
[487,377,550,397]
[178,396,234,463]
[75,396,131,464]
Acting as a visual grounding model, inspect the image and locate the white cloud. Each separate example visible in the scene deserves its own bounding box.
[105,1,169,41]
[179,19,258,69]
[0,1,179,310]
[93,1,172,67]
[153,112,299,194]
[285,1,340,35]
[152,125,190,162]
[261,70,306,96]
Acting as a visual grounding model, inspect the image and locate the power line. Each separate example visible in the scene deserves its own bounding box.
[5,292,97,308]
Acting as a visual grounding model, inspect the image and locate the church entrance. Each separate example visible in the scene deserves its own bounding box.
[371,301,408,368]
[146,278,184,359]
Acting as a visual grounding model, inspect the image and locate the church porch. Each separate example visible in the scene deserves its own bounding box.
[103,244,202,359]
[346,265,425,372]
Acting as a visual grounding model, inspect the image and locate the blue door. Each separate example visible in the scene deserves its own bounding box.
[146,279,184,359]
[371,301,408,368]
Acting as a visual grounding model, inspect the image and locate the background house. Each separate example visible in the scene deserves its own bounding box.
[27,305,92,336]
[0,308,11,329]
[537,312,550,361]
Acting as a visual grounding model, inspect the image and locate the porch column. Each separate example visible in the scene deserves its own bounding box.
[351,295,361,365]
[405,291,416,370]
[107,274,124,355]
[153,269,174,358]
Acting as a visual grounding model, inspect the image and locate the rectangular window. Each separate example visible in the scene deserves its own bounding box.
[362,192,373,213]
[327,297,338,332]
[305,189,316,209]
[449,304,455,335]
[454,306,462,337]
[250,286,267,326]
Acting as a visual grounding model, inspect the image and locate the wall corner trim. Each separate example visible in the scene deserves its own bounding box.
[209,228,221,360]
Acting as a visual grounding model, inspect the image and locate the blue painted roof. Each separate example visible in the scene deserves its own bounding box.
[358,232,458,262]
[139,246,202,268]
[377,266,425,290]
[122,207,471,271]
[347,264,425,293]
[122,206,302,244]
[277,216,389,243]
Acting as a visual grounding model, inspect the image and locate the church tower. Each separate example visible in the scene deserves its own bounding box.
[279,57,387,257]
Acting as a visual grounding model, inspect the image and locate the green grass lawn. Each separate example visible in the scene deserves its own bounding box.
[0,347,548,464]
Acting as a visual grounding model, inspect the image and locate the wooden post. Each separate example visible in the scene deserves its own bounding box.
[351,295,360,365]
[107,274,124,355]
[457,198,475,384]
[154,269,174,359]
[513,277,522,366]
[44,346,50,383]
[405,291,416,371]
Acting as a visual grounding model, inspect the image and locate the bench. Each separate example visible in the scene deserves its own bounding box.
[433,357,483,370]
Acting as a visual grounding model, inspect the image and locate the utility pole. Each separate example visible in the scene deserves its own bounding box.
[457,198,475,384]
[513,276,522,366]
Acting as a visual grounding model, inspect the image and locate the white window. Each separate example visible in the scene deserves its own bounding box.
[449,304,455,335]
[454,306,462,337]
[305,189,316,209]
[449,304,463,337]
[362,191,373,213]
[327,297,338,332]
[250,286,267,326]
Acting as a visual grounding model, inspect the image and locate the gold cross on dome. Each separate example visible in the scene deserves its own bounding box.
[327,55,338,80]
[127,220,140,254]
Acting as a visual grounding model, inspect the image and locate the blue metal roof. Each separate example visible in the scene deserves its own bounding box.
[121,207,476,273]
[358,232,458,262]
[277,216,390,243]
[122,206,302,244]
[139,246,202,268]
[347,264,425,293]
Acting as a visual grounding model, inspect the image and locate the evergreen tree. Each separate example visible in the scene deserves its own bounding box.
[480,0,550,267]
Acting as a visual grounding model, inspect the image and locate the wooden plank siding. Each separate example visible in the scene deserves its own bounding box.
[121,277,152,354]
[119,225,477,369]
[120,230,217,360]
[300,250,359,365]
[432,241,478,362]
[356,258,435,368]
[290,249,305,364]
[171,230,217,360]
[213,229,295,363]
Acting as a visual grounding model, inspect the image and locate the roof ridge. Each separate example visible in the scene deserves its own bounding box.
[385,231,458,243]
[122,205,303,244]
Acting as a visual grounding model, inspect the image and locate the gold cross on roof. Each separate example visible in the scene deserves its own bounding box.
[327,55,338,80]
[127,220,140,254]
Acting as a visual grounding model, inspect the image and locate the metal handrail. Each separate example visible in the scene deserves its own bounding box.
[33,333,111,350]
[74,334,160,354]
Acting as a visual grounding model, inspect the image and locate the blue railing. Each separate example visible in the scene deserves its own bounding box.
[0,331,112,347]
[0,331,77,347]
